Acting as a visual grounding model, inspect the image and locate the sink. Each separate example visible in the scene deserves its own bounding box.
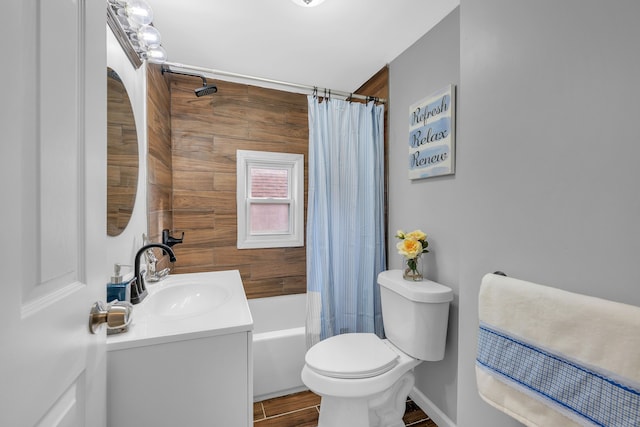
[106,270,253,350]
[146,281,231,318]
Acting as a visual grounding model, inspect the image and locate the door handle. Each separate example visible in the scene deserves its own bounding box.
[89,301,133,334]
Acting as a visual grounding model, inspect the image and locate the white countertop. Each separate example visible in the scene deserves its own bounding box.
[107,270,253,352]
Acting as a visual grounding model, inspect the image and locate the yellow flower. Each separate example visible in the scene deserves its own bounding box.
[405,230,426,241]
[395,228,429,260]
[397,239,423,259]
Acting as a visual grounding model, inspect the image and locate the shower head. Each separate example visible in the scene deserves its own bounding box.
[194,80,217,97]
[161,66,217,97]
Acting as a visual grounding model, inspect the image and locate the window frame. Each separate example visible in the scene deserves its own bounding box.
[236,149,304,249]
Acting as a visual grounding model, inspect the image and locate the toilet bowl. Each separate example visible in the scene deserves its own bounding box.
[301,270,453,427]
[302,334,421,427]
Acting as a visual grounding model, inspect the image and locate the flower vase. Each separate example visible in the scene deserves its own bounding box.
[403,256,423,281]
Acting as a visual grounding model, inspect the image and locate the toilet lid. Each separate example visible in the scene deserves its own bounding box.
[305,333,399,379]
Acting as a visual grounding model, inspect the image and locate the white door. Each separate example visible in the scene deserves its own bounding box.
[0,0,107,426]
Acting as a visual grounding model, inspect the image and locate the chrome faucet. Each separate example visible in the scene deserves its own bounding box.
[130,243,176,304]
[143,246,171,282]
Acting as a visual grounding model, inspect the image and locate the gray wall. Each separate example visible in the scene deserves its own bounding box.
[390,1,640,426]
[457,1,640,426]
[388,8,460,422]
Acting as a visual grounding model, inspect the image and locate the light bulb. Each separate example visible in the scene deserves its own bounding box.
[143,46,167,63]
[137,25,161,48]
[125,0,153,27]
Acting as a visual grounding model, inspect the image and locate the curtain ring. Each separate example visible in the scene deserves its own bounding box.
[328,89,331,100]
[347,93,353,102]
[313,86,318,98]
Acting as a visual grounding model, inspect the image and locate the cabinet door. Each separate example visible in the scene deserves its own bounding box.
[108,333,250,427]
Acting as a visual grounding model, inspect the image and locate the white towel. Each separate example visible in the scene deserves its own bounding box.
[476,273,640,427]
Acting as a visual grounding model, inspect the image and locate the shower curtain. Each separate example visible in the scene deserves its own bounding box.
[305,95,386,348]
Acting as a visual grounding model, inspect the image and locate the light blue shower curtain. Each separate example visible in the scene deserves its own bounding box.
[305,96,386,348]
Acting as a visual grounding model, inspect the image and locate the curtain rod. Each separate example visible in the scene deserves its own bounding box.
[154,60,386,104]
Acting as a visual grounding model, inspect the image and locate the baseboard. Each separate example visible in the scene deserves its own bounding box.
[409,387,457,427]
[254,385,308,403]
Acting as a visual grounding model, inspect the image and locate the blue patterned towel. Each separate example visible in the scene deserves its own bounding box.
[476,273,640,427]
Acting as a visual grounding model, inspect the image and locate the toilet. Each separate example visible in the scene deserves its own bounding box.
[301,269,453,427]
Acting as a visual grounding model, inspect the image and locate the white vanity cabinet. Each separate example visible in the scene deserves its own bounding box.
[106,270,253,427]
[108,331,252,426]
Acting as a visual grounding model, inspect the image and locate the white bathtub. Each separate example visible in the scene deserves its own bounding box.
[249,293,308,401]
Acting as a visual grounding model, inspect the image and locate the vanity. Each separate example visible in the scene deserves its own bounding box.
[106,270,253,427]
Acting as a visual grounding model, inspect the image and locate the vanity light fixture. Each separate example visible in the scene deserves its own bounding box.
[123,0,153,26]
[290,0,327,7]
[107,0,167,64]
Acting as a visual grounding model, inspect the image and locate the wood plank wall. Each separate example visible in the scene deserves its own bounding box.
[146,64,389,299]
[147,64,173,244]
[168,76,309,298]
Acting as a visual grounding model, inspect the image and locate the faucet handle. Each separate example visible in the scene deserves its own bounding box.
[129,276,147,304]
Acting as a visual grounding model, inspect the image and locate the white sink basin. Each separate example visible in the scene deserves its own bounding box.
[146,282,230,318]
[106,270,253,351]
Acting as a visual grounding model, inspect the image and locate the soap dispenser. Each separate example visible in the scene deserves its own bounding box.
[107,264,131,303]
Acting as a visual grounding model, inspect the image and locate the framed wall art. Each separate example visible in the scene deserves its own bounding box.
[408,84,456,179]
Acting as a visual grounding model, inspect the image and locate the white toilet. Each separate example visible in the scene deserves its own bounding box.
[301,269,453,427]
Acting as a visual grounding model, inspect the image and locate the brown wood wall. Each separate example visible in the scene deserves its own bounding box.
[168,76,309,298]
[146,65,389,299]
[147,64,173,243]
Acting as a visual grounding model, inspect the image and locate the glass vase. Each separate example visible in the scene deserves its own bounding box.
[402,256,423,281]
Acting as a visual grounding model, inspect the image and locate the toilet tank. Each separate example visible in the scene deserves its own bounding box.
[378,270,453,361]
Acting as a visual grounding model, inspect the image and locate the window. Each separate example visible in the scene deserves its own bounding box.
[236,150,304,249]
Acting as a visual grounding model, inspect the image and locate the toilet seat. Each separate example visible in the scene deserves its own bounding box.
[305,333,399,379]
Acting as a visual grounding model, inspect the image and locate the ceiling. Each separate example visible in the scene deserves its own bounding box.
[149,0,459,94]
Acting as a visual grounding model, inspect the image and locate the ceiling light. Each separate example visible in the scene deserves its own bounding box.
[290,0,327,7]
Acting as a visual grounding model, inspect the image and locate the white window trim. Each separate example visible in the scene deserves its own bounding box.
[236,149,304,249]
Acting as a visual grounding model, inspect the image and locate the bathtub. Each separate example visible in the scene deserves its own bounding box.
[249,293,308,401]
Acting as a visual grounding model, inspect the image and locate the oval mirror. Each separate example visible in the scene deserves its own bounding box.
[107,67,139,236]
